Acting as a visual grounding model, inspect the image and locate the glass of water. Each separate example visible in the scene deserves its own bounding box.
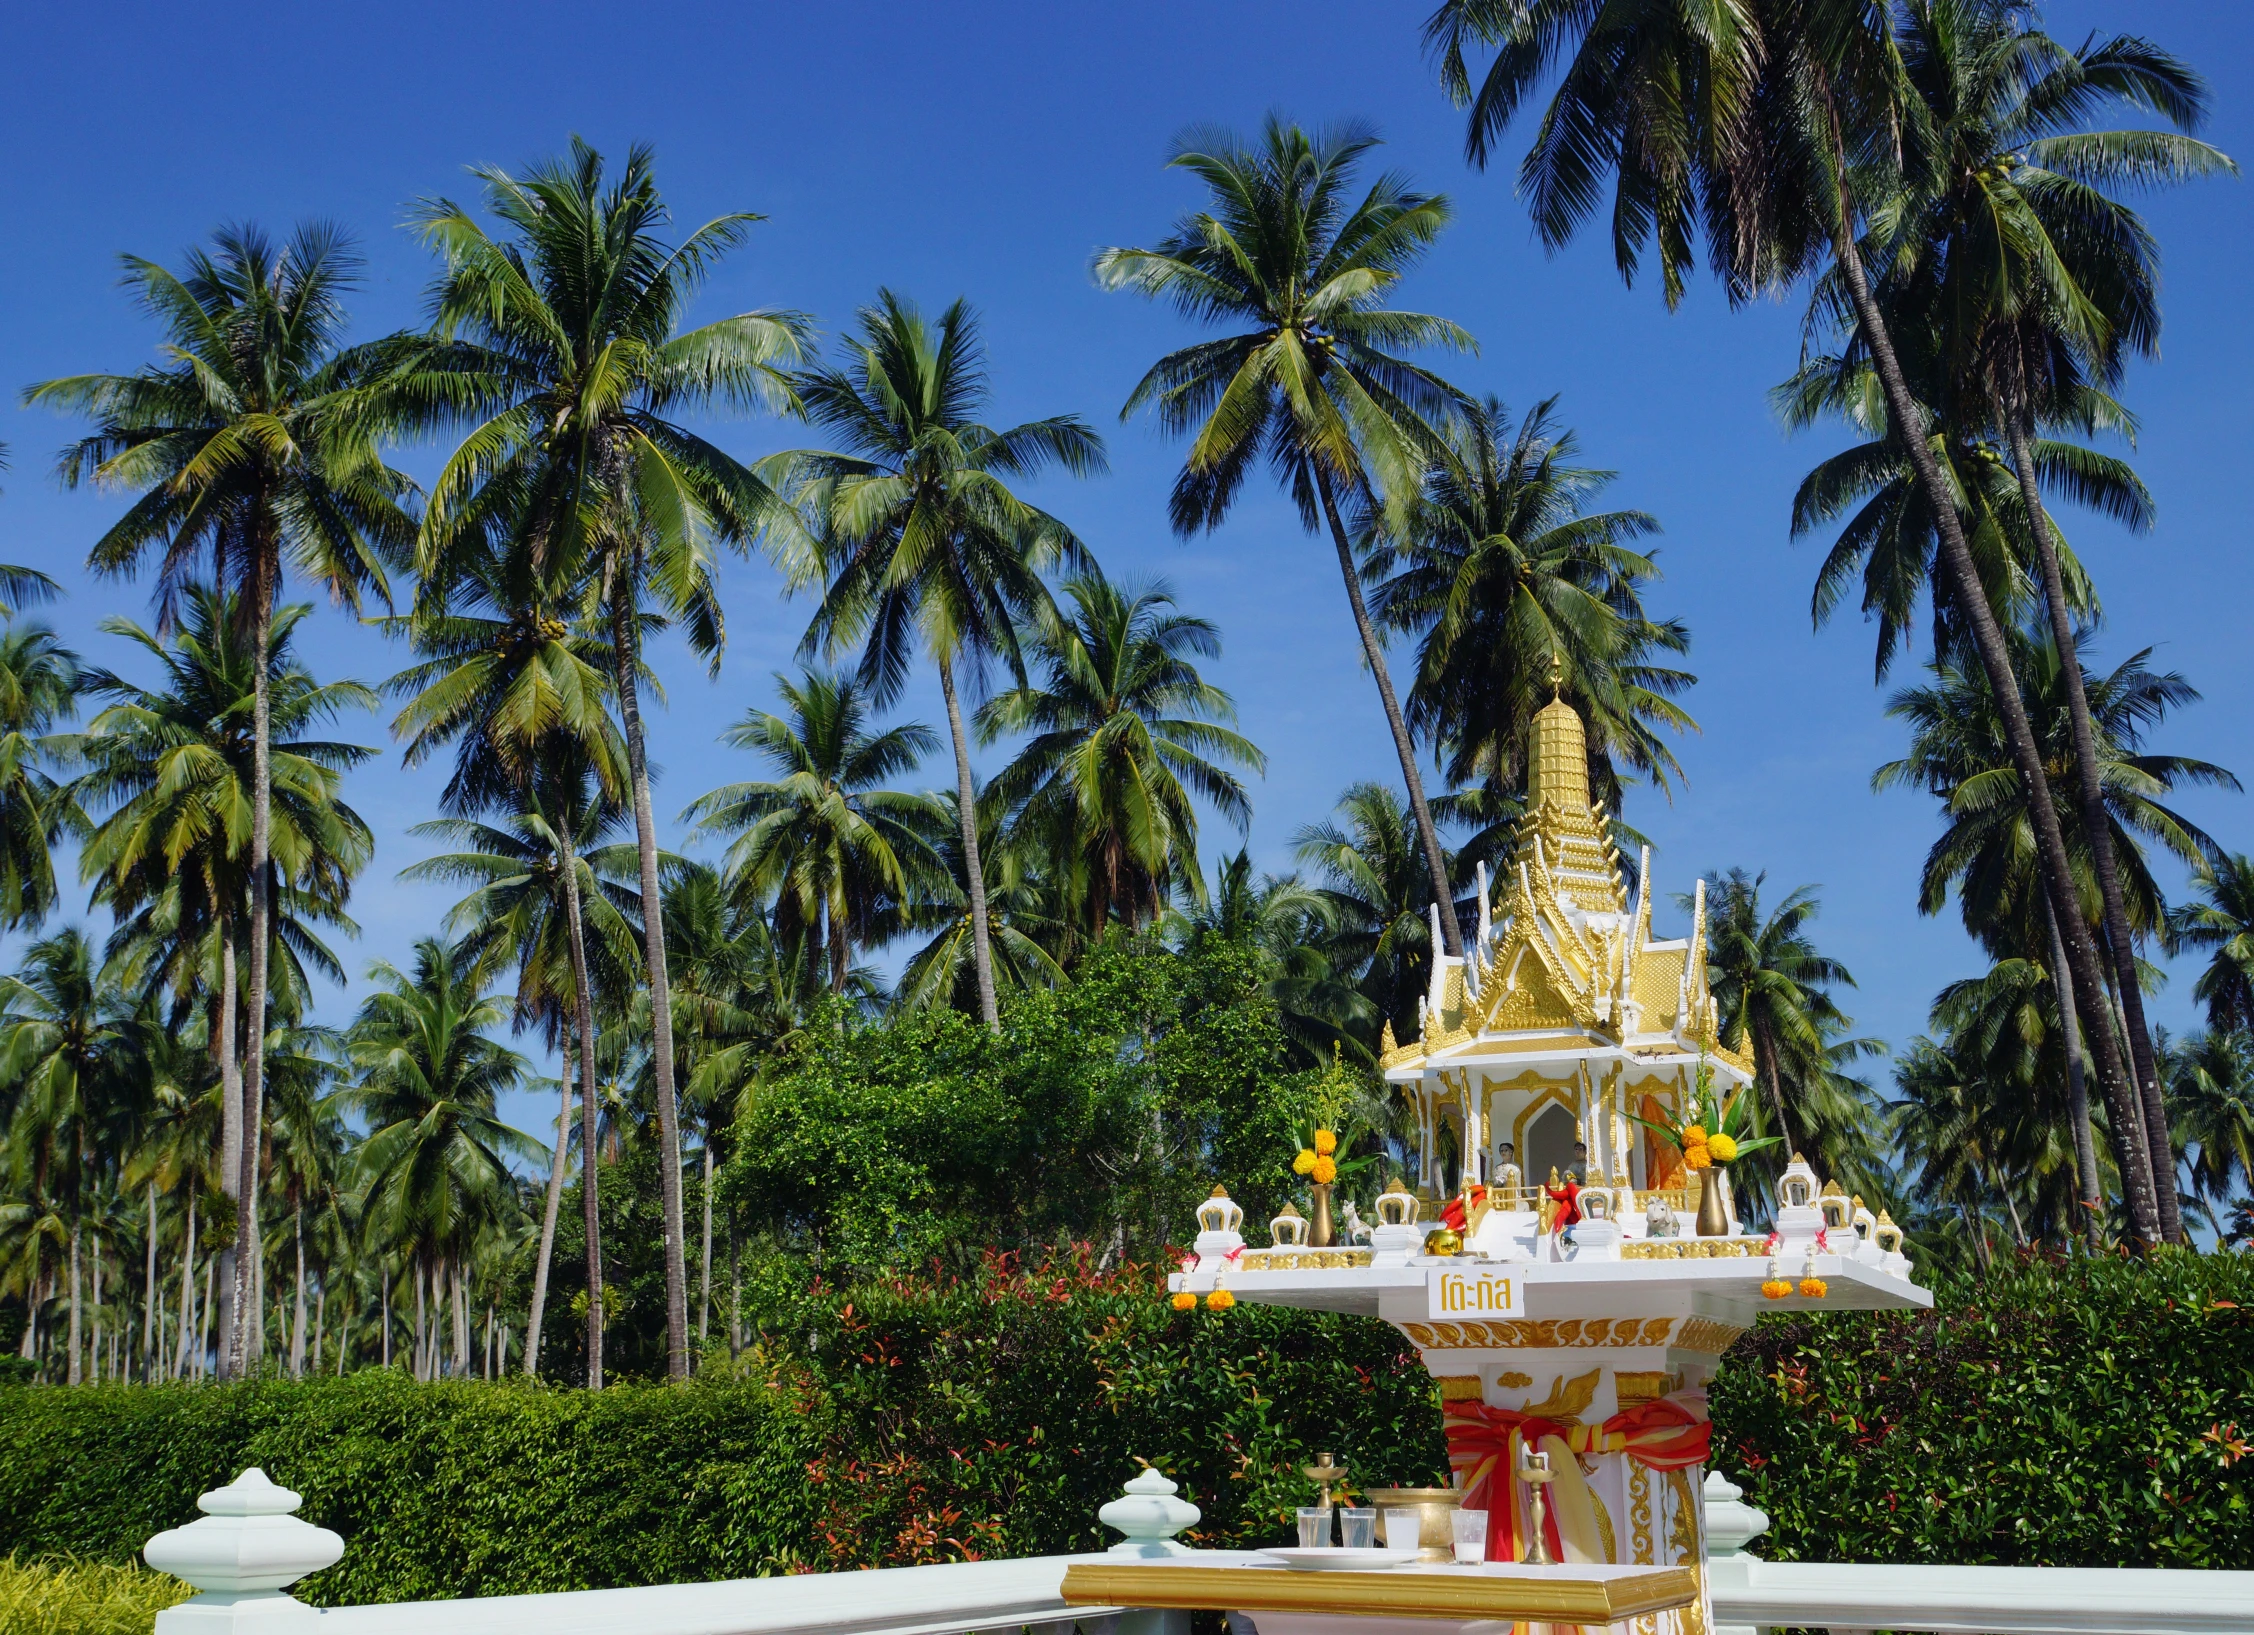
[1450,1506,1489,1564]
[1383,1507,1423,1553]
[1296,1506,1334,1548]
[1339,1506,1376,1549]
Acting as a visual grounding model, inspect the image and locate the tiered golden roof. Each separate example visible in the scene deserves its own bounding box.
[1379,691,1751,1080]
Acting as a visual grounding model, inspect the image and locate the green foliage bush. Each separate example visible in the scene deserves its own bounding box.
[2,1253,2249,1603]
[1713,1249,2254,1569]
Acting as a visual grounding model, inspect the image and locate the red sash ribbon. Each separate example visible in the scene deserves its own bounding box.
[1443,1392,1713,1562]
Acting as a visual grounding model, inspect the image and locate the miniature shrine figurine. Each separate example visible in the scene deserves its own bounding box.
[1645,1192,1680,1238]
[1493,1142,1523,1200]
[1541,1166,1581,1235]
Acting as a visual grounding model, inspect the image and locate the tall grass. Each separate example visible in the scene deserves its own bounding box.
[0,1559,188,1635]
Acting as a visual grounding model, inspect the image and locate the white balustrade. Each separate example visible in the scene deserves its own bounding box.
[138,1465,2254,1635]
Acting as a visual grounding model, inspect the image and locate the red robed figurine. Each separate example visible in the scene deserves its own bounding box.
[1545,1176,1582,1230]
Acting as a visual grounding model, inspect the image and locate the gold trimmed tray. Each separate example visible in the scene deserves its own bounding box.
[1060,1559,1698,1623]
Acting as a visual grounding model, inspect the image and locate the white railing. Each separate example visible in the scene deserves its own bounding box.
[141,1466,2254,1635]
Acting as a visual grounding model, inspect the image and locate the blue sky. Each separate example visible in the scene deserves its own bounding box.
[2,0,2249,1145]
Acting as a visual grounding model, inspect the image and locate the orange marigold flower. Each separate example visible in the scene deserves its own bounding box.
[1682,1143,1711,1171]
[1311,1155,1338,1185]
[1798,1277,1828,1299]
[1171,1291,1196,1311]
[1707,1132,1739,1163]
[1682,1125,1709,1146]
[1206,1288,1236,1311]
[1760,1279,1791,1300]
[1314,1129,1338,1156]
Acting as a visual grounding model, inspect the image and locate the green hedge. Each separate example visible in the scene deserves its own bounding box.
[1714,1249,2254,1570]
[2,1253,2249,1601]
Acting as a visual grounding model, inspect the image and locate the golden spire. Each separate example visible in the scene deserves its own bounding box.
[1526,661,1589,813]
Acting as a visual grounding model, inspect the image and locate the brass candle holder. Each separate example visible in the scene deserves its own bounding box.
[1301,1450,1347,1508]
[1517,1445,1557,1566]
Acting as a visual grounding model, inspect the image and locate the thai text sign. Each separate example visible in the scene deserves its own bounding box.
[1427,1266,1525,1319]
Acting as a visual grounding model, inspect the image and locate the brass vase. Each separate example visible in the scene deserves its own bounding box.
[1695,1167,1729,1237]
[1310,1182,1334,1247]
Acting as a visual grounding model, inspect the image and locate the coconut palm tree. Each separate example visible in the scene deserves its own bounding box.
[2168,856,2254,1036]
[1692,870,1881,1168]
[1878,629,2233,1216]
[1367,396,1691,803]
[1096,118,1475,957]
[341,938,538,1379]
[1866,2,2233,1240]
[388,140,808,1381]
[1293,782,1459,1042]
[0,444,64,618]
[1168,850,1375,1067]
[69,589,372,1363]
[978,570,1264,936]
[2167,1028,2254,1213]
[28,223,414,1362]
[399,759,641,1382]
[891,790,1070,1015]
[684,670,946,993]
[0,624,81,932]
[1422,0,2182,1243]
[769,291,1104,1030]
[0,928,138,1383]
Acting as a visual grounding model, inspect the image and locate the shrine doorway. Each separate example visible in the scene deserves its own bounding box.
[1523,1101,1578,1188]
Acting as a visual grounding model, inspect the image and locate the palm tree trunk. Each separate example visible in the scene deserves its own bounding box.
[380,1273,391,1370]
[727,1218,741,1359]
[1812,121,2161,1244]
[175,1196,198,1380]
[198,1256,214,1378]
[291,1205,307,1378]
[1961,1200,1994,1276]
[214,939,240,1381]
[698,1139,713,1360]
[555,836,605,1390]
[234,564,278,1379]
[936,653,1001,1029]
[525,1048,571,1378]
[414,1260,428,1382]
[1753,1020,1796,1157]
[1313,470,1464,960]
[67,1222,82,1387]
[608,566,690,1382]
[2043,894,2105,1251]
[314,1284,325,1375]
[2002,412,2181,1241]
[453,1264,468,1377]
[143,1182,157,1385]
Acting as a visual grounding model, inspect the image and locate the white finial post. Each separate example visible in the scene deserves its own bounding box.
[144,1469,344,1635]
[1100,1467,1198,1635]
[1476,861,1492,950]
[1426,903,1447,1018]
[1701,1468,1771,1635]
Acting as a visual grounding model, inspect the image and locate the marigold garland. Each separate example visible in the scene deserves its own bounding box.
[1760,1278,1791,1300]
[1170,1291,1195,1311]
[1798,1277,1828,1299]
[1206,1288,1236,1311]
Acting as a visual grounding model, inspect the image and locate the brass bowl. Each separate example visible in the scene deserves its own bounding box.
[1363,1485,1462,1562]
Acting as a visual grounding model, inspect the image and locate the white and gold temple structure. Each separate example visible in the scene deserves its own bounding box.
[1379,693,1755,1221]
[1157,691,1928,1635]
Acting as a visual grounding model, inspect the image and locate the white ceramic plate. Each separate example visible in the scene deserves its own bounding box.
[1257,1547,1421,1571]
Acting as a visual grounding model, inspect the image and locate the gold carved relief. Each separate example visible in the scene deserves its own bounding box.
[1434,1375,1484,1401]
[1673,1318,1747,1357]
[1406,1317,1674,1350]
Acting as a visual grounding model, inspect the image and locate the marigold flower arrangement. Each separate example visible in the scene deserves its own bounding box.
[1205,1288,1236,1311]
[1760,1278,1792,1300]
[1171,1291,1196,1311]
[1627,1059,1780,1174]
[1798,1277,1827,1299]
